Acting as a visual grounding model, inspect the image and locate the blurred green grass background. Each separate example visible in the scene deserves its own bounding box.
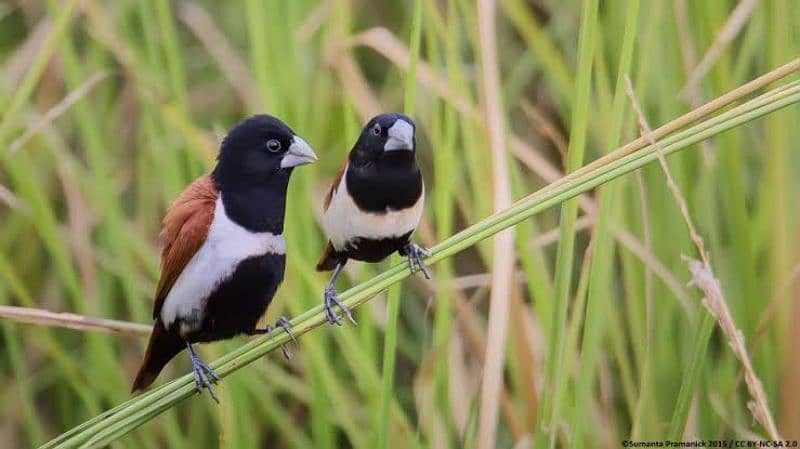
[1,0,799,448]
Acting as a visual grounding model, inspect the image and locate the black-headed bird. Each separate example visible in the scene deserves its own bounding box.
[131,115,317,401]
[316,112,430,325]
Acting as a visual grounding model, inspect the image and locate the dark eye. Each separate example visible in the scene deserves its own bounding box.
[372,124,382,135]
[266,139,282,152]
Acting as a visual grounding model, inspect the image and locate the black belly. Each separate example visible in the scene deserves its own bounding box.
[183,253,286,343]
[342,232,412,263]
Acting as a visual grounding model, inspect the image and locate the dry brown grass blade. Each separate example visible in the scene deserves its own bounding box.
[614,229,694,317]
[295,0,331,43]
[1,18,53,89]
[0,183,23,210]
[672,0,700,105]
[448,220,691,312]
[325,45,382,120]
[519,100,568,164]
[80,1,136,74]
[347,28,475,116]
[680,0,759,98]
[595,360,621,448]
[526,213,695,316]
[779,245,800,436]
[448,332,477,436]
[414,343,449,449]
[531,214,595,247]
[10,70,113,153]
[625,76,781,440]
[449,271,524,291]
[0,305,151,337]
[751,263,800,350]
[512,435,533,449]
[475,0,516,447]
[509,282,539,432]
[178,1,262,112]
[79,1,176,108]
[57,158,99,311]
[685,260,781,440]
[673,0,753,165]
[451,289,526,440]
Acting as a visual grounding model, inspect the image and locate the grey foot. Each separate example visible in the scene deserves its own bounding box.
[267,316,296,360]
[189,352,219,403]
[324,287,356,326]
[404,243,432,279]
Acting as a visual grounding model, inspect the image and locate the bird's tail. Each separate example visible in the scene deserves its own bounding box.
[315,241,340,271]
[131,320,184,393]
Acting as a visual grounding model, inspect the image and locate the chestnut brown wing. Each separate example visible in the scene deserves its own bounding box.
[152,174,218,319]
[322,161,348,212]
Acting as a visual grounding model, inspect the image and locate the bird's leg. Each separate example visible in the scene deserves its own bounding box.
[186,342,219,403]
[403,243,432,280]
[324,261,356,326]
[274,316,297,344]
[248,316,296,360]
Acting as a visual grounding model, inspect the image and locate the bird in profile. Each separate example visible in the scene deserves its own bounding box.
[316,112,430,325]
[132,115,318,401]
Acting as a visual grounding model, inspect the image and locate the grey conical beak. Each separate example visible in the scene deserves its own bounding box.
[384,120,414,151]
[281,135,318,168]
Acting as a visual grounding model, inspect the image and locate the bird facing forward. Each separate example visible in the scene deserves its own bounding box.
[316,112,430,325]
[131,115,317,400]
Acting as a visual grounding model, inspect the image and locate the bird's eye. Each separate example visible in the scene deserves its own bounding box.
[266,139,282,152]
[372,124,382,135]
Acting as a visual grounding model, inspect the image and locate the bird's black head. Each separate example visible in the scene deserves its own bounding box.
[212,114,317,192]
[349,112,416,167]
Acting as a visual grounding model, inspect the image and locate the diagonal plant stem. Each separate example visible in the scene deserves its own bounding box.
[40,63,800,449]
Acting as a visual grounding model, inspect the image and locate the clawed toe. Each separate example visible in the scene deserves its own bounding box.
[189,355,219,403]
[324,288,356,326]
[323,289,342,326]
[273,317,296,359]
[275,317,297,343]
[405,244,432,280]
[324,301,341,326]
[249,318,297,360]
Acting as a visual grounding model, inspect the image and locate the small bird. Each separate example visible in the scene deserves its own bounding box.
[316,112,430,325]
[131,115,317,401]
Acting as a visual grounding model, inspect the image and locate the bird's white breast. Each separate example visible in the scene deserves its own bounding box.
[160,196,285,334]
[321,167,424,251]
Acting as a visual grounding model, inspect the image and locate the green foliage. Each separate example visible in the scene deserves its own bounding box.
[1,1,799,448]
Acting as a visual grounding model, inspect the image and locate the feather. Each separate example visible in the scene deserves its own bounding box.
[322,161,348,212]
[152,174,218,319]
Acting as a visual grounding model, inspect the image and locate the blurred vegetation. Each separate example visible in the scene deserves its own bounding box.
[1,0,799,448]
